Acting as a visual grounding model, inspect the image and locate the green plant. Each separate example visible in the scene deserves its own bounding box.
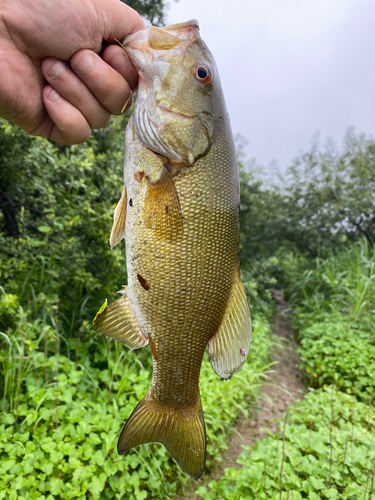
[285,240,375,402]
[0,312,272,500]
[197,387,375,499]
[296,319,375,401]
[288,239,375,325]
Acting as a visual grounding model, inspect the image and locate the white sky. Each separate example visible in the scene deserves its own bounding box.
[165,0,375,170]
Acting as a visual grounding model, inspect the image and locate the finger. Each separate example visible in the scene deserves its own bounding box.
[41,85,92,144]
[101,0,145,41]
[70,50,132,115]
[103,44,139,91]
[42,57,111,129]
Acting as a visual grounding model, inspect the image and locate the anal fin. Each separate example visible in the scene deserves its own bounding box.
[208,271,252,379]
[110,185,127,250]
[144,167,183,241]
[93,287,148,349]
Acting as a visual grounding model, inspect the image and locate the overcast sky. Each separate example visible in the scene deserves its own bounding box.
[165,0,375,170]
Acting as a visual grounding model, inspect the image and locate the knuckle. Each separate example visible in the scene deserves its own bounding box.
[71,52,95,75]
[91,113,111,130]
[43,59,66,80]
[60,118,91,145]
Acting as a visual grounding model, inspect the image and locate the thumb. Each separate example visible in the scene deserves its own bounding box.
[99,0,146,43]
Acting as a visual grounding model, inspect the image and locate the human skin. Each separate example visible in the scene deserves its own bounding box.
[0,0,145,144]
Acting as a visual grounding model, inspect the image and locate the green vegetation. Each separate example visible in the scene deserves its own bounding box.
[197,388,375,499]
[0,113,274,499]
[1,18,375,493]
[194,221,375,497]
[0,305,272,499]
[289,241,375,402]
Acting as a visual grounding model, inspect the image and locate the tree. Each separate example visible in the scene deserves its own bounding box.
[123,0,167,26]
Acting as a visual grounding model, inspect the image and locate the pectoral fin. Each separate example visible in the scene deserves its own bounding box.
[144,167,183,241]
[110,186,127,250]
[93,287,148,349]
[208,272,252,379]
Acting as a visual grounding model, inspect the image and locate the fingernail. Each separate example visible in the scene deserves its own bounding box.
[74,54,94,73]
[47,89,60,102]
[47,60,65,79]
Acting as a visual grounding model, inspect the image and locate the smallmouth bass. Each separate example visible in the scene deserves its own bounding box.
[94,20,252,480]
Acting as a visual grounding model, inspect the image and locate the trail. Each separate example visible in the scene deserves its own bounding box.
[178,291,305,499]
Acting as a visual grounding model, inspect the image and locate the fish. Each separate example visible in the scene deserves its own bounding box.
[93,19,252,480]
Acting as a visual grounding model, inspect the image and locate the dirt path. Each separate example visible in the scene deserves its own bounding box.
[178,291,305,499]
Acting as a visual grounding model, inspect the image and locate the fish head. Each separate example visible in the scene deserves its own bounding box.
[122,20,226,165]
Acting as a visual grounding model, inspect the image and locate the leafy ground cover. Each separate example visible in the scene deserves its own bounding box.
[196,388,375,499]
[0,300,272,500]
[290,240,375,402]
[193,241,375,498]
[296,319,375,402]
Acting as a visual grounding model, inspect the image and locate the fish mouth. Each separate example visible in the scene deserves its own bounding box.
[120,19,200,49]
[164,19,199,31]
[120,28,148,49]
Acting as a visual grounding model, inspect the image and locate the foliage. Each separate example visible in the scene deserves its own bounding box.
[238,131,375,276]
[237,130,375,313]
[196,387,375,500]
[238,166,288,315]
[282,129,375,255]
[123,0,166,26]
[288,239,375,324]
[287,239,375,401]
[0,116,129,343]
[296,320,375,402]
[0,311,272,500]
[237,148,291,316]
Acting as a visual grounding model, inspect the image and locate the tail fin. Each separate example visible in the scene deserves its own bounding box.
[117,393,206,480]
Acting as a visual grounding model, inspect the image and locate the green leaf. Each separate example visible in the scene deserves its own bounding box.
[37,226,52,233]
[310,477,325,490]
[40,462,53,475]
[135,490,148,500]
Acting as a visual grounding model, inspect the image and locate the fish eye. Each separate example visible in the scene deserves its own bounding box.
[194,64,212,84]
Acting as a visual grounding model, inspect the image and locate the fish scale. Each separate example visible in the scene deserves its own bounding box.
[94,20,251,480]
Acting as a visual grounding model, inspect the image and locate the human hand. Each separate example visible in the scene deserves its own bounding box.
[0,0,144,144]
